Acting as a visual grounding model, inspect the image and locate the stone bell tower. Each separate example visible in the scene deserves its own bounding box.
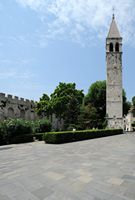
[106,14,123,129]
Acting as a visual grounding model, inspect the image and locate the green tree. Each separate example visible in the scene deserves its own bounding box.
[50,82,84,129]
[84,81,130,128]
[78,104,98,130]
[84,80,106,128]
[64,97,80,128]
[123,90,131,115]
[132,96,135,106]
[36,94,51,117]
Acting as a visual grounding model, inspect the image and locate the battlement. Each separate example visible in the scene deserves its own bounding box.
[0,93,35,105]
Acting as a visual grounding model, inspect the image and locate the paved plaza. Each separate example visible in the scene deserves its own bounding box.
[0,133,135,200]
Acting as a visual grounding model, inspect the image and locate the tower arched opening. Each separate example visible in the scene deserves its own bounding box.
[109,43,113,52]
[115,42,119,52]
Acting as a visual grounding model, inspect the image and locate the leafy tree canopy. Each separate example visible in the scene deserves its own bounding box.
[36,93,51,117]
[84,81,130,125]
[84,80,106,122]
[36,82,84,129]
[36,81,130,130]
[132,96,135,106]
[123,90,131,115]
[50,83,84,128]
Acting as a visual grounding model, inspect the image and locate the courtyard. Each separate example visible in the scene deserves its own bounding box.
[0,133,135,200]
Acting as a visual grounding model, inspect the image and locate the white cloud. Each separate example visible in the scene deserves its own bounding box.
[16,0,135,46]
[0,71,16,79]
[0,68,34,80]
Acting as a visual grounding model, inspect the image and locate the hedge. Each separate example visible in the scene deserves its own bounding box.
[9,134,34,144]
[43,129,123,144]
[0,133,44,145]
[33,133,44,141]
[10,133,44,144]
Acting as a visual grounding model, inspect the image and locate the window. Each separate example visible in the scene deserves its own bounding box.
[115,42,119,52]
[109,43,113,52]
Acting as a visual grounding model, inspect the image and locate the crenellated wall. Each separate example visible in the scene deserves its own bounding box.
[0,93,37,120]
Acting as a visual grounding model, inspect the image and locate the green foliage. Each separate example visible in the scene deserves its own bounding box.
[131,121,135,131]
[132,96,135,106]
[50,82,84,118]
[33,133,44,141]
[64,96,81,129]
[0,119,50,145]
[7,133,44,144]
[37,81,130,131]
[123,90,131,115]
[0,121,7,145]
[44,129,123,144]
[84,81,106,128]
[0,119,33,144]
[84,81,130,128]
[36,94,51,117]
[9,134,34,144]
[78,104,98,130]
[85,81,106,108]
[36,82,84,130]
[132,122,135,127]
[34,119,52,133]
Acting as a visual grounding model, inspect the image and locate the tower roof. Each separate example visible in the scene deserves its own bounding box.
[107,15,121,38]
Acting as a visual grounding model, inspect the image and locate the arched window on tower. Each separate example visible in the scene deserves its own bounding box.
[109,43,113,52]
[115,42,119,52]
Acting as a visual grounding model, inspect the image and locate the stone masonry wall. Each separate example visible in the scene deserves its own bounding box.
[0,93,37,121]
[0,93,64,130]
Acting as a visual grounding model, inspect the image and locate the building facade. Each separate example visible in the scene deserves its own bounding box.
[106,15,123,129]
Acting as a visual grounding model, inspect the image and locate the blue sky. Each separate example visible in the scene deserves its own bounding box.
[0,0,134,101]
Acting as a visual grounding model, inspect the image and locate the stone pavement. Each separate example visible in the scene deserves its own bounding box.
[0,133,135,200]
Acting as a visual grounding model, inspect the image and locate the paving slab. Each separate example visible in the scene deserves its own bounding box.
[0,133,135,200]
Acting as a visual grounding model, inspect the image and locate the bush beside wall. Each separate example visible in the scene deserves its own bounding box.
[34,119,52,133]
[44,129,123,144]
[0,119,47,145]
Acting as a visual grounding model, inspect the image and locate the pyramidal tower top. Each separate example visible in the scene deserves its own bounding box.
[107,14,121,38]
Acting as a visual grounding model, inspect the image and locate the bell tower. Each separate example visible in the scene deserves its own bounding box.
[106,14,123,129]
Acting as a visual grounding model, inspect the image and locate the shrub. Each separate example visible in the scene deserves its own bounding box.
[34,119,52,133]
[0,119,33,145]
[33,133,44,141]
[3,133,44,145]
[0,119,49,145]
[44,129,123,144]
[10,134,34,144]
[132,122,135,127]
[6,119,33,143]
[0,121,7,145]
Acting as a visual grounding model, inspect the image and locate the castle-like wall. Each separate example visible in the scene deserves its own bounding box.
[0,93,37,121]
